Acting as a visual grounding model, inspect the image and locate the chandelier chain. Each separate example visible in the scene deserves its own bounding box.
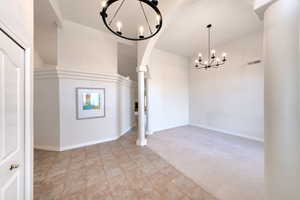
[140,1,153,34]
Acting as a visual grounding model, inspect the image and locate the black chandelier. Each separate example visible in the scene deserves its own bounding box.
[195,24,228,69]
[100,0,163,41]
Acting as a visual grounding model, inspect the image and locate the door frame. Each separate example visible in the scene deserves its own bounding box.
[0,22,33,200]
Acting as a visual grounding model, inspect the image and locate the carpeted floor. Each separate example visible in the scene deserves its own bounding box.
[148,126,264,200]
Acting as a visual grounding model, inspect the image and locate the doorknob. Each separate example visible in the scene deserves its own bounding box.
[9,164,19,171]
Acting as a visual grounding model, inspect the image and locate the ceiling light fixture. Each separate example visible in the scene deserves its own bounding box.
[195,24,228,70]
[100,0,163,41]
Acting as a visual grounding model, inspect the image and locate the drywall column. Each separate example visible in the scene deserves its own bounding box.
[136,65,147,146]
[264,0,300,199]
[145,67,153,136]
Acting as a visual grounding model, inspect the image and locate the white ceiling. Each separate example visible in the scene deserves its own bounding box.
[40,0,262,60]
[156,0,262,57]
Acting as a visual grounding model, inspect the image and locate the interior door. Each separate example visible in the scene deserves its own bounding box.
[0,30,25,200]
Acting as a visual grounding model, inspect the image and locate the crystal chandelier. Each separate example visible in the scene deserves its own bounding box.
[100,0,163,41]
[195,24,228,69]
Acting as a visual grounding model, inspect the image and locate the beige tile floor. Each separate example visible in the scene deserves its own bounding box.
[34,130,217,200]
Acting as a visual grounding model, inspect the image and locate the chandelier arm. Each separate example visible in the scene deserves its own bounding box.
[198,62,208,67]
[109,0,126,26]
[211,61,225,68]
[139,1,153,34]
[219,62,226,67]
[196,65,207,69]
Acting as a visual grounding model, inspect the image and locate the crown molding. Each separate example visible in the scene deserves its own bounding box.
[34,67,137,87]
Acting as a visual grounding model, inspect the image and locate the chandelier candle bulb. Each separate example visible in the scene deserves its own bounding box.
[211,49,216,58]
[139,26,144,38]
[101,1,107,8]
[156,15,160,25]
[116,21,122,34]
[222,53,227,61]
[156,15,161,29]
[216,58,220,65]
[198,53,202,59]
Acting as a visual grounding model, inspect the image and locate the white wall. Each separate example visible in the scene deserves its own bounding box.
[34,50,45,68]
[34,22,58,65]
[34,68,137,151]
[190,31,264,141]
[0,0,33,46]
[34,19,138,150]
[118,43,137,81]
[149,48,189,132]
[58,20,117,74]
[34,78,60,150]
[264,1,300,199]
[59,75,136,150]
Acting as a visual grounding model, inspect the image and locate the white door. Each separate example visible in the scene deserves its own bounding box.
[0,30,25,200]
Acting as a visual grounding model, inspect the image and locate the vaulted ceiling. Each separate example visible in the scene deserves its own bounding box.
[156,0,262,57]
[36,0,261,61]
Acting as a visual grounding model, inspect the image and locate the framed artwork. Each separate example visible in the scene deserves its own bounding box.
[76,88,105,120]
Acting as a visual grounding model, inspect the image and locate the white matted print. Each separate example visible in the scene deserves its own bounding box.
[76,88,105,119]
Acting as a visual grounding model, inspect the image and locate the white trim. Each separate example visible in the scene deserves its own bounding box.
[60,136,119,151]
[34,68,137,88]
[190,124,264,143]
[24,48,33,200]
[120,126,135,137]
[34,137,118,152]
[152,123,190,133]
[136,65,148,72]
[146,131,154,136]
[34,145,60,152]
[136,138,147,146]
[35,125,136,152]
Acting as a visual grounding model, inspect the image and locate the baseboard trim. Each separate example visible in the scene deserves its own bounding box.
[35,126,136,152]
[34,145,60,152]
[120,125,135,136]
[60,136,119,151]
[190,124,264,143]
[152,123,190,134]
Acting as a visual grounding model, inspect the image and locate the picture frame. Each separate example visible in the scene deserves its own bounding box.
[76,88,106,120]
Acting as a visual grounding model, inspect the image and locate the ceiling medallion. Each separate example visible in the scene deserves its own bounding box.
[100,0,163,41]
[195,24,228,70]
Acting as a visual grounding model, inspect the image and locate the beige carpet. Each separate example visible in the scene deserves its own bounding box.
[148,126,264,200]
